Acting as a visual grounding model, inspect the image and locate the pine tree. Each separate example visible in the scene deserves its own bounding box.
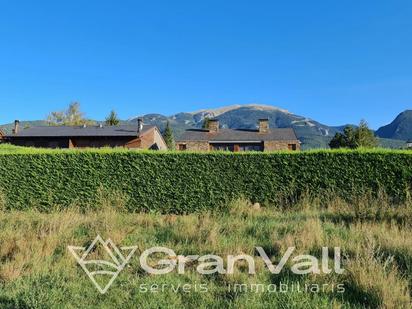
[163,121,175,150]
[354,120,378,148]
[105,110,120,126]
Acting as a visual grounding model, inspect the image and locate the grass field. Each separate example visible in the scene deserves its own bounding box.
[1,194,411,308]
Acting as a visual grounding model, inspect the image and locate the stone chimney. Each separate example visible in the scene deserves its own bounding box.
[208,119,219,133]
[13,120,20,134]
[137,118,144,133]
[258,118,269,133]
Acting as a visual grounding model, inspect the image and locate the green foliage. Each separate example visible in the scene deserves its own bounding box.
[0,148,411,212]
[46,102,95,126]
[355,120,378,148]
[163,121,175,150]
[0,188,5,211]
[105,110,120,126]
[329,120,377,149]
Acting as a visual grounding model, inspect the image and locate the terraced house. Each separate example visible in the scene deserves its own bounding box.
[176,118,300,152]
[3,119,167,150]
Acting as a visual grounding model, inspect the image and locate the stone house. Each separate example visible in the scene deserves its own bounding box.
[3,119,167,150]
[176,119,300,152]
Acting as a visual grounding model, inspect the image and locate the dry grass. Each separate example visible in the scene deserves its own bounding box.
[0,195,411,308]
[344,237,410,308]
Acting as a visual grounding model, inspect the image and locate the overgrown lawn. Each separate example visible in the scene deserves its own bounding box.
[0,197,411,308]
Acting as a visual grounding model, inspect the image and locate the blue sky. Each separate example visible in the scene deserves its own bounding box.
[0,0,411,128]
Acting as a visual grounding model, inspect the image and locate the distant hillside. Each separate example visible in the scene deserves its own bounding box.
[377,138,406,149]
[376,110,412,140]
[0,120,48,134]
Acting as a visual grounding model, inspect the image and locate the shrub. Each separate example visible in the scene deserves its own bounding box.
[0,149,411,212]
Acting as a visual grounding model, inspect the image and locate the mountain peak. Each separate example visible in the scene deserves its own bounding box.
[376,110,412,140]
[190,104,291,117]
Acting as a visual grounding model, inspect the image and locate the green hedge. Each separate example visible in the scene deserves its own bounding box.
[0,149,411,212]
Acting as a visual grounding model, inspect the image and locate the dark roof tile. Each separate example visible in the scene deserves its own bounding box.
[7,125,154,137]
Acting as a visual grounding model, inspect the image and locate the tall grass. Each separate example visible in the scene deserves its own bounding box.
[0,194,411,308]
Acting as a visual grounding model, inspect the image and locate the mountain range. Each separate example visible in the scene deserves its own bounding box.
[1,104,410,149]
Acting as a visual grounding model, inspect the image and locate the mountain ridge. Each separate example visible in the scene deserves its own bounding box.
[375,110,412,141]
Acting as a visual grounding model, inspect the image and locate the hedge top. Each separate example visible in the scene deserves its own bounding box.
[0,143,411,156]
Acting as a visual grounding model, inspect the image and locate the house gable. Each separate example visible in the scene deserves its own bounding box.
[138,127,168,150]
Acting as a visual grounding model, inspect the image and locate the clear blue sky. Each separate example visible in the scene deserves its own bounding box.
[0,0,411,128]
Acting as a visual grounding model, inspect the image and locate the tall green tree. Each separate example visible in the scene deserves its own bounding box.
[354,120,378,148]
[329,120,377,149]
[47,102,95,126]
[105,110,120,126]
[163,121,175,150]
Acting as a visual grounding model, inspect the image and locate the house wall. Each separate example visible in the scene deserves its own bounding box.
[177,140,301,152]
[8,136,143,149]
[125,137,142,148]
[153,128,168,150]
[138,128,168,150]
[263,140,301,151]
[9,137,70,148]
[70,136,141,148]
[6,128,166,150]
[127,128,167,150]
[177,141,210,151]
[210,142,264,152]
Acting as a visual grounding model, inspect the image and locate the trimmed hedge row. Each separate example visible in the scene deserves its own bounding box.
[0,149,411,212]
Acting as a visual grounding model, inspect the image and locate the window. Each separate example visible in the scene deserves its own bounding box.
[210,144,234,151]
[239,144,263,152]
[178,144,187,151]
[48,141,59,148]
[288,144,297,151]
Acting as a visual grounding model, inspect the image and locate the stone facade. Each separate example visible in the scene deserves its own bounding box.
[263,140,301,151]
[177,141,210,151]
[208,120,219,133]
[258,119,269,133]
[176,140,300,152]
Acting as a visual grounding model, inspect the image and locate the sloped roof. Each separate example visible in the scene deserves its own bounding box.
[177,128,299,142]
[7,125,154,137]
